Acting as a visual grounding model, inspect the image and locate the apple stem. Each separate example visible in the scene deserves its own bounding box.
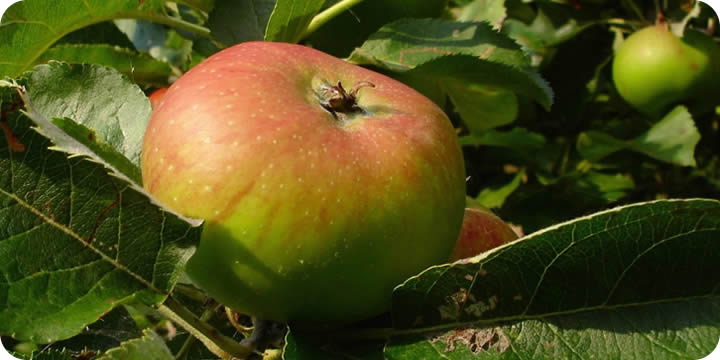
[300,0,367,40]
[317,80,375,120]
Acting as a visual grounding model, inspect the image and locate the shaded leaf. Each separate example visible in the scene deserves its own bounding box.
[57,21,135,49]
[207,0,275,46]
[305,0,446,57]
[36,44,174,87]
[349,19,529,71]
[459,127,546,153]
[114,20,192,68]
[48,306,141,354]
[474,169,525,209]
[97,329,173,360]
[265,0,324,43]
[632,106,700,167]
[348,19,552,110]
[457,0,507,30]
[19,349,76,360]
[449,84,518,132]
[578,106,700,167]
[408,55,552,111]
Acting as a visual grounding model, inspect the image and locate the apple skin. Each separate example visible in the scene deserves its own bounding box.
[449,207,519,262]
[612,25,720,116]
[148,87,168,109]
[141,41,466,322]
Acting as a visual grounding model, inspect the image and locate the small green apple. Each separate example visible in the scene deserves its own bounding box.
[612,25,720,116]
[141,41,466,323]
[449,207,519,262]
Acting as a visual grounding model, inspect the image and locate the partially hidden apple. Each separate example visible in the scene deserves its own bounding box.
[141,41,466,323]
[449,207,519,262]
[612,25,720,116]
[148,87,168,109]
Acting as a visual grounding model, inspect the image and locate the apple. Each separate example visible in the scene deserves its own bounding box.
[449,207,519,262]
[148,87,168,110]
[612,25,720,116]
[141,41,466,323]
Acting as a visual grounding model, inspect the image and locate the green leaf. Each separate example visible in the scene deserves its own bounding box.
[265,0,325,43]
[448,83,518,132]
[57,21,135,49]
[456,0,507,30]
[413,55,552,110]
[47,306,141,354]
[21,61,151,182]
[206,0,275,46]
[583,171,635,202]
[349,19,530,71]
[576,130,627,161]
[97,329,174,360]
[36,44,174,86]
[389,199,720,358]
[304,0,446,57]
[176,0,215,13]
[474,169,525,209]
[0,86,200,343]
[347,19,553,112]
[459,127,546,153]
[631,106,700,167]
[578,106,700,167]
[20,349,76,360]
[0,0,207,79]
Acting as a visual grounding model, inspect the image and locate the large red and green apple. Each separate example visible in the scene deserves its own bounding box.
[449,207,519,262]
[141,42,466,323]
[612,25,720,116]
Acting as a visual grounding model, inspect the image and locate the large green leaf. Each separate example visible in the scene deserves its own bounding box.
[286,199,720,359]
[0,78,200,344]
[0,0,207,79]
